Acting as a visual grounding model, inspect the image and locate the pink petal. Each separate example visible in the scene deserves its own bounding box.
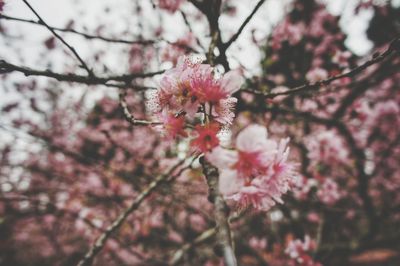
[206,146,238,169]
[236,124,269,152]
[221,70,244,95]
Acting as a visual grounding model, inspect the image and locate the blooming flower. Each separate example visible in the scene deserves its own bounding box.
[211,97,238,125]
[191,122,220,153]
[150,56,243,125]
[159,111,187,139]
[155,57,199,116]
[206,124,298,210]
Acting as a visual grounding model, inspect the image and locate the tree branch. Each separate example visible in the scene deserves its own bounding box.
[170,227,216,265]
[200,157,237,266]
[22,0,93,76]
[118,87,161,126]
[244,37,399,99]
[180,11,205,50]
[0,14,199,53]
[0,59,163,88]
[0,14,154,45]
[169,210,244,265]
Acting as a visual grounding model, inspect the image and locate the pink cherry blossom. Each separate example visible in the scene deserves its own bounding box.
[150,56,243,125]
[154,56,199,116]
[159,111,187,139]
[158,0,184,13]
[207,124,298,211]
[190,122,220,153]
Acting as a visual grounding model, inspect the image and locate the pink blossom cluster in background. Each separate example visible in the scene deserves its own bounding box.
[285,236,321,266]
[157,0,184,13]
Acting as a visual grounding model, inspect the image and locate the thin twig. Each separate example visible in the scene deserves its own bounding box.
[22,0,93,76]
[0,14,198,52]
[180,11,205,50]
[170,227,217,265]
[118,87,161,126]
[223,0,266,50]
[244,37,399,99]
[0,14,153,45]
[76,158,191,266]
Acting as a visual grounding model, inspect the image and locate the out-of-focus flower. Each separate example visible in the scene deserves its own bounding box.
[317,178,341,205]
[158,0,184,13]
[306,67,328,83]
[249,237,267,250]
[285,235,321,266]
[161,33,196,65]
[306,130,349,167]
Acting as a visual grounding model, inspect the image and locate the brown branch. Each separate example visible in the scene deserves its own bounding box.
[200,157,237,266]
[189,0,230,70]
[118,87,161,126]
[22,0,93,76]
[0,14,155,45]
[188,2,237,265]
[332,58,399,120]
[76,158,191,266]
[0,60,163,88]
[245,37,399,99]
[180,11,205,51]
[207,30,220,66]
[223,0,266,50]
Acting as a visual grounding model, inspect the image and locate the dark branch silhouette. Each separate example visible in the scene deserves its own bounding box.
[22,0,93,76]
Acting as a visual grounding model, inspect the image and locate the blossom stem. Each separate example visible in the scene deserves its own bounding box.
[200,157,237,266]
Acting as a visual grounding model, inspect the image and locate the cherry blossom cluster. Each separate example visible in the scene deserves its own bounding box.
[150,56,243,152]
[150,56,299,211]
[206,125,299,211]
